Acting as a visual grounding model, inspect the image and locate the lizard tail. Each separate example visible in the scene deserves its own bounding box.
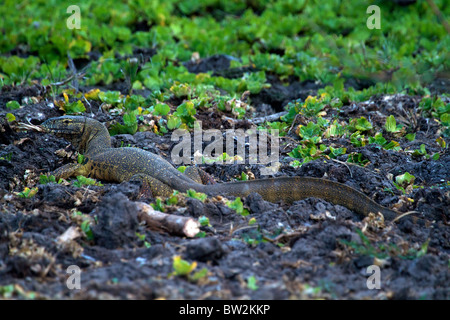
[204,177,399,221]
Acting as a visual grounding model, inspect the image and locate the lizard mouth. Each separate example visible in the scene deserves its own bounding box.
[41,119,80,135]
[41,116,87,135]
[43,128,78,134]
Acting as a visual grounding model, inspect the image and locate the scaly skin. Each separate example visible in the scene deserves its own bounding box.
[41,116,399,221]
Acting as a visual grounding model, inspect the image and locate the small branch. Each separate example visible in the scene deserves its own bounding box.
[135,202,200,238]
[49,72,86,87]
[67,53,79,92]
[426,0,450,34]
[330,158,353,178]
[17,122,45,132]
[221,111,288,126]
[250,111,288,125]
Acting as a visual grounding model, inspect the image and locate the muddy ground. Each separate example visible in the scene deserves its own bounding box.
[0,57,449,300]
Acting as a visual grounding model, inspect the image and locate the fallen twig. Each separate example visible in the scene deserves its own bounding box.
[391,210,419,223]
[17,122,45,132]
[135,202,200,237]
[250,111,288,125]
[426,0,450,34]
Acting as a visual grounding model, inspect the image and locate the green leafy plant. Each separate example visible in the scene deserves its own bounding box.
[5,113,16,122]
[368,133,401,150]
[411,144,439,160]
[109,109,139,135]
[152,103,171,116]
[6,101,20,110]
[39,174,63,184]
[288,143,321,165]
[349,117,373,132]
[174,101,197,127]
[340,229,430,260]
[151,198,165,212]
[80,219,94,241]
[186,189,207,202]
[227,197,249,216]
[171,255,208,282]
[393,172,416,194]
[98,90,122,105]
[247,276,259,291]
[327,146,347,159]
[384,115,402,133]
[135,232,151,248]
[0,152,12,162]
[237,172,249,181]
[56,93,86,114]
[16,187,38,198]
[72,211,94,241]
[298,122,322,144]
[349,132,367,148]
[405,133,416,141]
[73,176,103,187]
[198,216,211,227]
[347,153,369,166]
[264,121,289,137]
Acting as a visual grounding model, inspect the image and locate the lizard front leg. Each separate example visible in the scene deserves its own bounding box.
[52,163,88,180]
[184,166,216,185]
[129,173,174,198]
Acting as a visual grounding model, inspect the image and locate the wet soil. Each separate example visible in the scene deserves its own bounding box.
[0,56,449,300]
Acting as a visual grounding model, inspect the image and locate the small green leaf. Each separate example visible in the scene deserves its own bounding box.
[436,137,446,148]
[385,115,400,133]
[298,122,322,142]
[247,276,259,291]
[153,103,170,116]
[350,117,373,132]
[167,114,182,130]
[395,172,415,187]
[227,197,249,216]
[77,154,85,164]
[6,101,20,110]
[81,219,94,240]
[190,267,208,281]
[151,198,165,212]
[63,100,86,114]
[5,113,16,122]
[239,172,249,181]
[39,174,62,184]
[186,189,207,202]
[195,231,206,238]
[172,256,197,276]
[416,239,429,258]
[431,153,440,160]
[73,175,103,187]
[198,216,211,227]
[98,91,122,105]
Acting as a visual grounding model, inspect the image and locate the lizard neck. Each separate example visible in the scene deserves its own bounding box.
[80,120,111,156]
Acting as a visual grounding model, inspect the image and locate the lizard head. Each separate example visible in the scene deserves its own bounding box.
[42,116,110,154]
[41,115,87,136]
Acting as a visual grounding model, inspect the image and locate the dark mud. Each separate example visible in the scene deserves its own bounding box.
[0,65,449,300]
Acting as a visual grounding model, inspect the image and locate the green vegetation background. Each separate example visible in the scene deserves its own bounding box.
[1,0,448,93]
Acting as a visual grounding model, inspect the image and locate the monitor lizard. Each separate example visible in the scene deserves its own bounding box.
[41,115,400,221]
